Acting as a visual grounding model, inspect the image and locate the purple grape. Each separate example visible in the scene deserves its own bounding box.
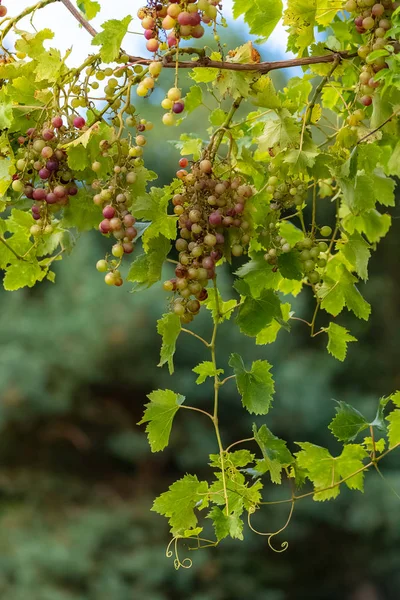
[45,192,57,204]
[209,211,222,226]
[173,102,185,114]
[25,186,34,199]
[68,185,78,196]
[39,168,50,180]
[33,188,46,201]
[46,159,59,172]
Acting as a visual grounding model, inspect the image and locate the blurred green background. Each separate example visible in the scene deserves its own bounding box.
[1,26,400,600]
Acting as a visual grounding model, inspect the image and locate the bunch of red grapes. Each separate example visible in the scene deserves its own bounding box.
[344,0,398,106]
[12,116,84,236]
[163,158,252,322]
[138,0,220,53]
[0,2,7,17]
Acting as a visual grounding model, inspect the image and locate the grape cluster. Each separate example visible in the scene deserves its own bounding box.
[138,0,220,53]
[92,141,144,286]
[266,174,308,211]
[344,0,397,105]
[12,116,81,237]
[264,225,332,285]
[163,158,252,322]
[296,226,332,284]
[0,2,7,17]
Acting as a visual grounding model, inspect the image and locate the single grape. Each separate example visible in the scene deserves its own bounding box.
[320,225,332,237]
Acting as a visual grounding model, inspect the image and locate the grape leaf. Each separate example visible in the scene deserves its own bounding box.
[233,0,283,42]
[193,361,224,385]
[157,313,181,375]
[209,450,255,469]
[204,288,237,323]
[389,391,400,408]
[252,424,294,484]
[209,471,262,515]
[184,85,203,114]
[77,0,100,20]
[339,233,371,282]
[318,263,371,321]
[251,76,281,109]
[326,322,357,362]
[256,303,291,345]
[3,260,47,291]
[127,235,171,292]
[328,401,369,442]
[92,16,132,63]
[208,507,244,541]
[258,114,301,151]
[278,251,303,281]
[235,256,281,298]
[295,442,368,500]
[236,286,282,336]
[138,389,185,452]
[229,354,274,415]
[386,410,400,449]
[152,474,208,535]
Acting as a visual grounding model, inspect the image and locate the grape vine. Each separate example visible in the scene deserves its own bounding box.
[0,0,399,569]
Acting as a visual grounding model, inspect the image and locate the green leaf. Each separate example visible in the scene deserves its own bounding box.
[157,313,181,375]
[295,442,368,500]
[251,76,281,109]
[258,114,301,151]
[339,232,371,281]
[204,288,237,323]
[233,0,283,42]
[209,471,262,515]
[256,303,291,345]
[235,256,281,298]
[133,187,177,251]
[0,90,13,129]
[328,401,369,442]
[209,450,255,469]
[318,263,371,321]
[77,0,100,20]
[92,16,132,62]
[390,391,400,408]
[252,424,294,484]
[61,188,102,231]
[283,147,318,174]
[209,108,227,126]
[229,354,274,415]
[326,322,357,362]
[236,288,282,336]
[184,85,203,114]
[208,507,244,541]
[277,251,303,281]
[138,389,184,452]
[386,410,400,449]
[193,361,223,385]
[127,235,171,292]
[152,474,208,535]
[3,260,46,291]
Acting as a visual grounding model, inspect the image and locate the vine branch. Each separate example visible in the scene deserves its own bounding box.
[1,0,356,75]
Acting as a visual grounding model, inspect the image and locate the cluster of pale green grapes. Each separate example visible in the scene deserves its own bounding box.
[264,225,333,286]
[163,158,252,322]
[344,0,397,105]
[266,174,308,211]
